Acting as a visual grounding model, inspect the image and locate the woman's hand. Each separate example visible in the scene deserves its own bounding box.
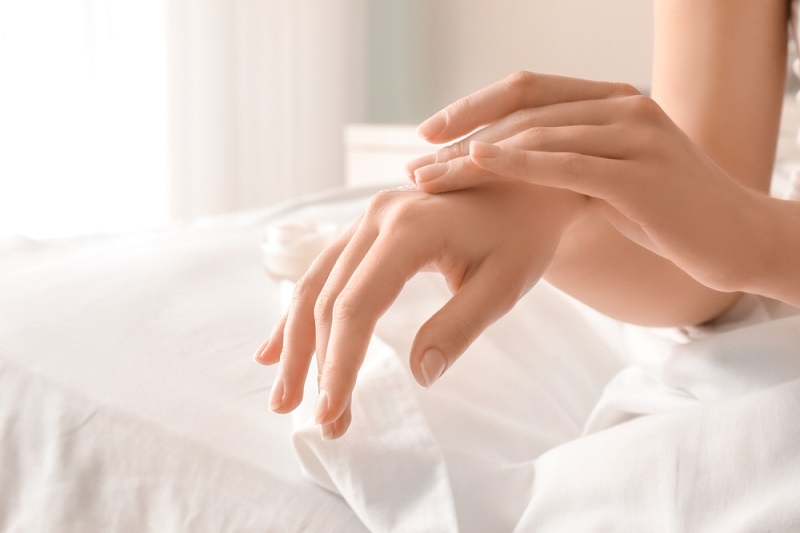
[254,181,585,439]
[404,71,638,184]
[407,72,773,295]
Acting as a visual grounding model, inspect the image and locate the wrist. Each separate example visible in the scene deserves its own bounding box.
[747,196,800,306]
[521,182,591,232]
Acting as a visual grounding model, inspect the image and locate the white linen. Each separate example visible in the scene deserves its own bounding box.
[518,377,800,532]
[295,279,800,532]
[292,336,459,533]
[4,183,800,532]
[586,295,800,432]
[293,273,629,532]
[292,261,800,530]
[517,296,800,531]
[0,189,375,532]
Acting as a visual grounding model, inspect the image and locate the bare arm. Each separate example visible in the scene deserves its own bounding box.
[256,1,796,439]
[410,0,789,326]
[553,0,788,324]
[652,0,787,194]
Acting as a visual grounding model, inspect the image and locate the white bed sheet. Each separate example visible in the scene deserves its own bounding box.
[0,189,376,532]
[3,184,800,532]
[291,268,800,531]
[292,272,627,532]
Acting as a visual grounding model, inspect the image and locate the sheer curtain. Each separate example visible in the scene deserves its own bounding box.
[166,0,366,220]
[0,0,365,238]
[0,0,169,239]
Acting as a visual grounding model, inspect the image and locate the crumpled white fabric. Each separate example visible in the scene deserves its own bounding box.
[292,276,800,531]
[292,273,626,532]
[292,337,459,533]
[517,377,800,532]
[586,294,800,432]
[11,183,797,532]
[0,203,374,533]
[516,295,800,531]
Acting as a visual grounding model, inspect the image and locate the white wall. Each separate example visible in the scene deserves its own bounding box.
[366,0,654,123]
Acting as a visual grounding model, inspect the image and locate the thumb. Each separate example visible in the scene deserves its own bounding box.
[409,261,523,388]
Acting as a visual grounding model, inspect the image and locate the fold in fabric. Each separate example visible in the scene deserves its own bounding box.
[586,295,800,433]
[521,295,800,531]
[517,377,800,532]
[292,336,459,533]
[292,282,800,531]
[290,274,626,532]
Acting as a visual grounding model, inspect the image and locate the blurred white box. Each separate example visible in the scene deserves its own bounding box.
[344,124,436,187]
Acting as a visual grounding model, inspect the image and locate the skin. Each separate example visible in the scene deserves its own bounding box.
[408,0,789,325]
[256,0,797,439]
[408,76,782,296]
[257,182,585,438]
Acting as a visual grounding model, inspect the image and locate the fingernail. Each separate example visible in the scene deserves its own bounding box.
[417,113,446,139]
[470,141,502,159]
[406,153,436,172]
[414,162,450,184]
[269,375,285,411]
[420,348,446,388]
[253,337,271,363]
[321,423,335,441]
[404,154,437,182]
[314,389,329,423]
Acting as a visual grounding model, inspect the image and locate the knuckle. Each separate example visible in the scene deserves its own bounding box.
[505,69,535,90]
[625,94,660,120]
[611,82,640,97]
[505,70,536,107]
[522,127,552,148]
[291,275,315,307]
[366,191,424,233]
[386,197,423,227]
[313,285,336,324]
[367,190,394,214]
[435,139,468,163]
[331,291,360,324]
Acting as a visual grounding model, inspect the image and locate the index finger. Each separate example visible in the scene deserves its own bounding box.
[416,71,638,143]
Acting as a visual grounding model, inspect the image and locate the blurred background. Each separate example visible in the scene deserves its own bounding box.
[0,0,741,239]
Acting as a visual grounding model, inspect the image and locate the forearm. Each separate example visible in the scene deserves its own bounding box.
[544,206,741,327]
[413,1,788,325]
[544,0,788,326]
[651,0,787,194]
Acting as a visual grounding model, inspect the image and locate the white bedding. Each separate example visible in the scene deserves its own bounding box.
[292,266,800,532]
[2,185,800,531]
[0,190,373,532]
